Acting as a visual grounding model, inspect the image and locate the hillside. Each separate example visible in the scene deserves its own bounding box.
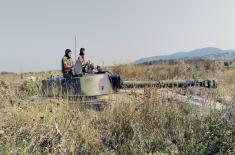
[135,47,235,64]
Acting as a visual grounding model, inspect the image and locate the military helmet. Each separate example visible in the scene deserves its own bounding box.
[80,48,85,55]
[65,49,72,55]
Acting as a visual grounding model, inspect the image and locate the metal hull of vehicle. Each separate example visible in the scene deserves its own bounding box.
[41,73,114,97]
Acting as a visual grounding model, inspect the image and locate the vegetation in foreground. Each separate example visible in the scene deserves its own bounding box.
[0,60,234,154]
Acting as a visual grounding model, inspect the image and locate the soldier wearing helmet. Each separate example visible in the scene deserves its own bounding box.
[79,48,86,72]
[61,49,74,78]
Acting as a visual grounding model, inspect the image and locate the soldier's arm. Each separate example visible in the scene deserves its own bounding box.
[63,59,74,70]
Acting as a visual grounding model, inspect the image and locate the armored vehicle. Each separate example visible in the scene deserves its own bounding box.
[41,72,216,98]
[41,72,121,97]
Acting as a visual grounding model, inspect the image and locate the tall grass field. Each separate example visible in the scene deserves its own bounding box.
[0,60,234,154]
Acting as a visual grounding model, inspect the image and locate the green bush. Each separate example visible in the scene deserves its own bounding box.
[20,81,40,97]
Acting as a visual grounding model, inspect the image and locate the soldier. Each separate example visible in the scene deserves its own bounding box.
[93,65,104,74]
[78,48,87,73]
[61,49,74,78]
[74,48,88,75]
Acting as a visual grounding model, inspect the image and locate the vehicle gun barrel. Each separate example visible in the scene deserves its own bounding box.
[122,79,217,89]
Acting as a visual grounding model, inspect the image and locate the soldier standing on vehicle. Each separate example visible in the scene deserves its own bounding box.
[74,48,88,75]
[78,48,87,73]
[61,49,74,78]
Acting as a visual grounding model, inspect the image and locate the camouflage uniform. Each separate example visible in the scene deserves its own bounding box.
[61,56,74,78]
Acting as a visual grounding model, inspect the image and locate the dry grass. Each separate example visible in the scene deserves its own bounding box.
[112,60,222,81]
[0,60,234,154]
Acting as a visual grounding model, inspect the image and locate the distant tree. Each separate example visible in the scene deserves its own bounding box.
[224,61,229,67]
[0,71,15,75]
[168,59,176,65]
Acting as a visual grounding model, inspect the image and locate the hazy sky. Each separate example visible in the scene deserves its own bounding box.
[0,0,235,72]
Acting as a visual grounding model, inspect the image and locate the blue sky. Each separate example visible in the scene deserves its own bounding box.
[0,0,235,72]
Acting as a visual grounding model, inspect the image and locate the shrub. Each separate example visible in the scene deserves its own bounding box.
[19,81,40,97]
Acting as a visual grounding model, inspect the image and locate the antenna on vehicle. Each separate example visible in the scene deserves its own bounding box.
[75,36,77,61]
